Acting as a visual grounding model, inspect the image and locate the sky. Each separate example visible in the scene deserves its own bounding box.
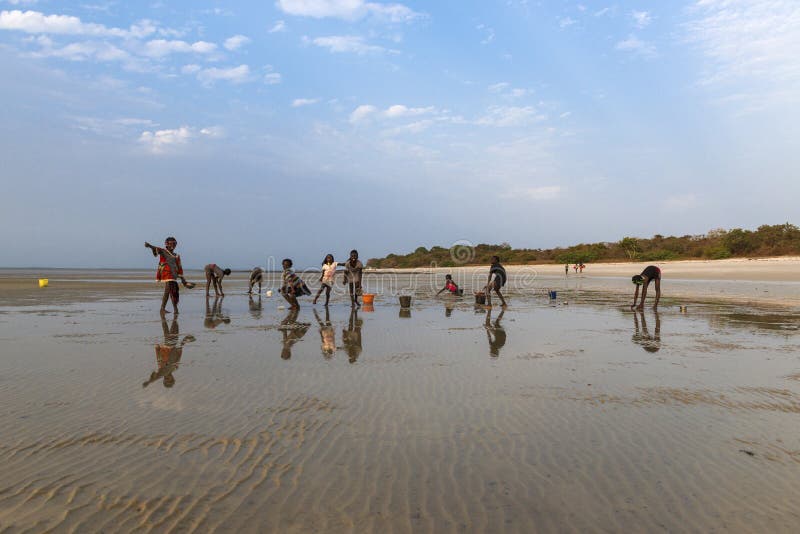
[0,0,798,269]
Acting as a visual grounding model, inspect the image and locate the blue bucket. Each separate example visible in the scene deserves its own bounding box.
[548,290,557,299]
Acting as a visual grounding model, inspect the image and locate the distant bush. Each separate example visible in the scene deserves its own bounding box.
[366,223,800,268]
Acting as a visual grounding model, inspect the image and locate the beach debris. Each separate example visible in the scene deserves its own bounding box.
[38,278,48,288]
[739,449,756,457]
[266,290,273,297]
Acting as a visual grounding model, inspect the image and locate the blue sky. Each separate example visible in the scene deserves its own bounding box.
[0,0,798,269]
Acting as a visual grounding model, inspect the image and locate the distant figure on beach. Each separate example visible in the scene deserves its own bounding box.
[313,308,336,359]
[341,307,363,363]
[248,267,264,294]
[579,263,585,274]
[204,296,230,329]
[145,237,193,315]
[204,264,231,297]
[279,308,310,360]
[573,264,579,274]
[280,258,311,309]
[314,254,338,306]
[436,274,463,296]
[342,250,364,307]
[485,308,506,357]
[565,264,569,276]
[631,265,661,310]
[142,317,194,388]
[485,256,507,307]
[632,310,661,353]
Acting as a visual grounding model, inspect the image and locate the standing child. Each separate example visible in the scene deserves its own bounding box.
[280,258,311,309]
[204,263,231,297]
[485,255,508,307]
[314,254,338,306]
[342,250,364,307]
[145,237,192,315]
[565,264,569,276]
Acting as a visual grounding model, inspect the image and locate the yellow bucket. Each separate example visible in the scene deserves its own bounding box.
[38,278,49,288]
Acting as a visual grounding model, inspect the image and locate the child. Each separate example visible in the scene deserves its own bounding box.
[204,263,231,297]
[485,255,508,307]
[341,250,364,307]
[280,258,311,309]
[248,267,264,294]
[565,264,569,276]
[314,254,338,306]
[145,237,192,315]
[631,265,661,310]
[436,274,462,296]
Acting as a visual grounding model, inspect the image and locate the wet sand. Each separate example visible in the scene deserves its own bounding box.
[2,271,800,532]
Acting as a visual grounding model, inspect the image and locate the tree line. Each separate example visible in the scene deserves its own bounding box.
[366,223,800,268]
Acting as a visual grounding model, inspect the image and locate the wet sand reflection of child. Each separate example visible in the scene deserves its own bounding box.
[485,308,506,357]
[204,296,231,329]
[279,308,310,360]
[632,310,661,353]
[313,308,336,359]
[341,307,363,363]
[142,317,195,388]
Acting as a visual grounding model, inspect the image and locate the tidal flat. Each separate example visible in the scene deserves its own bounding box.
[1,270,800,532]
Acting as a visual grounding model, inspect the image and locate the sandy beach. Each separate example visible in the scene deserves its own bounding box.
[1,264,800,532]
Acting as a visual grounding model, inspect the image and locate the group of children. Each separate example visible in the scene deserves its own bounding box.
[145,238,661,314]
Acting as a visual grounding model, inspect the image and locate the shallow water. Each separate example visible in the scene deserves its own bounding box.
[2,274,800,532]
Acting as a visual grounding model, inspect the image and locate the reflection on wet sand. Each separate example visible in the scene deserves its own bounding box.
[278,308,310,360]
[485,308,506,357]
[142,317,194,388]
[445,303,454,317]
[313,308,336,359]
[341,307,363,363]
[204,296,231,329]
[248,294,262,320]
[632,311,661,353]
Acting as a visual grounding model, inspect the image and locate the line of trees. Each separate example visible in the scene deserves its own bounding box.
[366,223,800,268]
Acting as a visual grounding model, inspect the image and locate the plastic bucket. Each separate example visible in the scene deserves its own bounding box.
[38,279,49,288]
[362,293,375,305]
[399,295,412,308]
[548,290,557,299]
[474,292,486,305]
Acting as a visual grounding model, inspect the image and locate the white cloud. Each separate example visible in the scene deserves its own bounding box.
[382,119,434,136]
[383,104,435,118]
[488,82,530,99]
[6,0,38,5]
[0,9,156,38]
[663,193,698,211]
[476,23,494,44]
[595,7,612,17]
[615,35,656,58]
[631,10,652,29]
[476,105,542,127]
[349,104,377,123]
[292,98,319,107]
[181,63,201,74]
[513,186,562,200]
[264,72,282,84]
[223,34,250,51]
[683,0,800,110]
[139,126,192,152]
[276,0,421,23]
[196,64,251,85]
[310,34,395,54]
[141,39,217,58]
[559,17,577,29]
[31,38,129,62]
[268,20,287,32]
[139,125,222,153]
[349,103,436,123]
